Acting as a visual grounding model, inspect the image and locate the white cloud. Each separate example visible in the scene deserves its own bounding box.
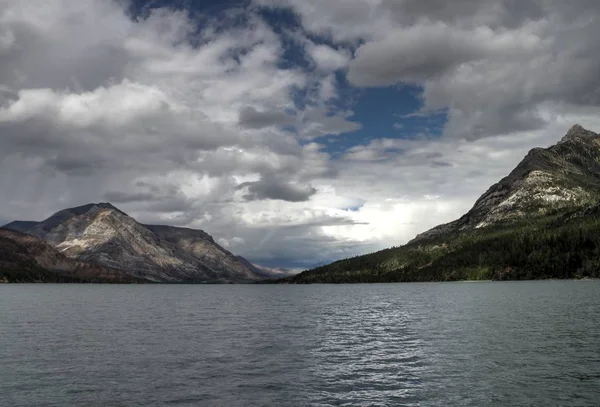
[318,74,337,101]
[307,44,351,72]
[257,0,600,138]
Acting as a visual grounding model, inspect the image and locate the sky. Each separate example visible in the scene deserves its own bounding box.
[1,0,600,269]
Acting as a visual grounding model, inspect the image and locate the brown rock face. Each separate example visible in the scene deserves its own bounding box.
[145,225,260,281]
[560,124,599,142]
[4,204,261,283]
[0,228,140,283]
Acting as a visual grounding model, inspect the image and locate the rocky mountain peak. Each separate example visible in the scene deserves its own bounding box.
[71,202,127,217]
[23,202,129,235]
[560,124,599,142]
[94,202,123,211]
[411,124,600,244]
[3,202,263,283]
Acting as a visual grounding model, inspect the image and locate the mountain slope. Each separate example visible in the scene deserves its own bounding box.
[283,125,600,283]
[4,204,260,283]
[412,124,600,243]
[235,256,299,279]
[145,225,260,281]
[3,221,39,234]
[0,228,139,283]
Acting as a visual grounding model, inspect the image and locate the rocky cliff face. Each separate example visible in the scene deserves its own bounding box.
[145,225,260,281]
[0,228,139,283]
[4,203,261,283]
[412,124,600,243]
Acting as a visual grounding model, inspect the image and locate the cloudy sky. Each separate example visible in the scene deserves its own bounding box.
[1,0,600,269]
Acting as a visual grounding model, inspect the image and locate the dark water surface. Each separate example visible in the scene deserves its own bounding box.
[1,281,600,406]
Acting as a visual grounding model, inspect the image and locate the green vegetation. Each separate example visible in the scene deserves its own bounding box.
[280,207,600,284]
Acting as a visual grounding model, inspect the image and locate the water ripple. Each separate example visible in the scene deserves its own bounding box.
[1,281,600,406]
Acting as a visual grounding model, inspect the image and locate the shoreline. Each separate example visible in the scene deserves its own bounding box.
[2,277,599,285]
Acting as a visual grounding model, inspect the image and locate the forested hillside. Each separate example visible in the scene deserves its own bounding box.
[279,125,600,284]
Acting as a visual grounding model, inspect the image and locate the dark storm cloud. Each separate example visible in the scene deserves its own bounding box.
[347,25,484,86]
[45,155,110,176]
[0,3,131,92]
[238,177,317,202]
[0,87,19,108]
[104,191,156,203]
[431,161,452,168]
[238,106,294,129]
[104,182,194,212]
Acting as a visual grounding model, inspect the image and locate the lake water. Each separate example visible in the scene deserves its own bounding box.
[1,281,599,407]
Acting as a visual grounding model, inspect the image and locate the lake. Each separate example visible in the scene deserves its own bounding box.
[1,281,599,406]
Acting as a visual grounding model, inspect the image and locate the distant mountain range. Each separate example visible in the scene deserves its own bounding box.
[5,125,600,284]
[2,203,270,283]
[282,124,600,283]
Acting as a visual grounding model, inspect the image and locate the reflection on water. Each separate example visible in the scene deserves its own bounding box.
[1,281,599,406]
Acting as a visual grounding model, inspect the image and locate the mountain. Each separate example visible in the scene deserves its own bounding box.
[4,203,261,283]
[0,228,140,283]
[235,256,299,279]
[4,221,39,234]
[235,255,271,278]
[145,225,259,281]
[411,124,600,243]
[282,124,600,283]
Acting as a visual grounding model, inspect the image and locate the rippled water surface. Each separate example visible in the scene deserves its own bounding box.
[1,281,600,406]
